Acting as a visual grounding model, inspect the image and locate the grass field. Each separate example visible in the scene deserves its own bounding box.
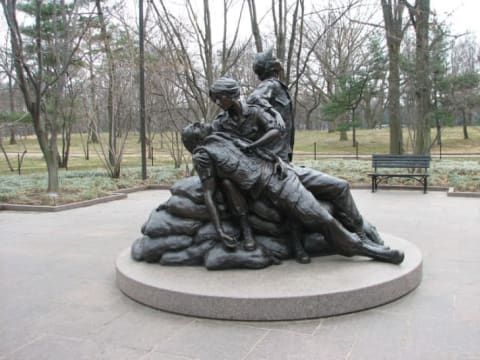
[1,127,479,205]
[294,126,480,155]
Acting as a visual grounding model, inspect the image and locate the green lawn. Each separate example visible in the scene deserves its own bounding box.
[294,126,480,155]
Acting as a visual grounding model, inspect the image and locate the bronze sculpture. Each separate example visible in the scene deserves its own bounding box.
[131,119,404,269]
[130,56,404,270]
[248,48,295,162]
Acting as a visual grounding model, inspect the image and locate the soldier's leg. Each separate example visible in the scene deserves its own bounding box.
[294,167,363,230]
[298,198,402,264]
[267,172,402,264]
[221,179,256,251]
[290,221,310,264]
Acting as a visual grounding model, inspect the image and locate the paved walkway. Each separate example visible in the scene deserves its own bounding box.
[1,189,479,360]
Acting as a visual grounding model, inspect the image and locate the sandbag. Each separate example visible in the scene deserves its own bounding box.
[160,239,216,266]
[204,243,273,270]
[166,195,229,221]
[255,235,290,260]
[141,208,203,237]
[249,198,283,223]
[169,176,205,204]
[169,176,225,205]
[194,221,240,245]
[131,237,146,261]
[303,232,332,256]
[166,195,211,221]
[131,234,193,263]
[248,214,286,237]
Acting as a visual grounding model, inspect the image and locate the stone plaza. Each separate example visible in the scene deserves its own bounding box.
[1,189,479,359]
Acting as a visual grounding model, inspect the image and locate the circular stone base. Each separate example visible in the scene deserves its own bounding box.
[116,234,422,321]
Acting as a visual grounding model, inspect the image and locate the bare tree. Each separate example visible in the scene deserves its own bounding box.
[429,19,451,146]
[1,0,92,192]
[0,32,19,144]
[302,1,377,134]
[405,0,431,155]
[448,35,480,140]
[95,0,118,169]
[381,0,407,154]
[146,48,191,168]
[78,22,106,160]
[149,0,249,123]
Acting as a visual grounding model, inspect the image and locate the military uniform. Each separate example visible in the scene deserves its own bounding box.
[193,134,344,232]
[247,78,294,162]
[212,101,289,162]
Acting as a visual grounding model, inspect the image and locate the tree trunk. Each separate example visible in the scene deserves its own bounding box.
[364,92,373,129]
[60,122,72,169]
[339,115,348,141]
[305,105,317,130]
[273,0,286,63]
[202,0,213,92]
[382,0,405,154]
[0,138,14,171]
[435,121,441,146]
[432,79,441,146]
[247,0,263,52]
[9,126,17,145]
[46,149,59,193]
[305,114,312,130]
[95,0,116,166]
[7,64,17,145]
[351,109,356,147]
[34,109,60,193]
[463,109,470,140]
[413,0,431,155]
[388,52,403,154]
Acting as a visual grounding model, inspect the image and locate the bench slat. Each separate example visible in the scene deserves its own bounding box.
[372,154,430,169]
[372,162,429,168]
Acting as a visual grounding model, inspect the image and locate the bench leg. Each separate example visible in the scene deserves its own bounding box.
[424,177,427,194]
[371,176,378,193]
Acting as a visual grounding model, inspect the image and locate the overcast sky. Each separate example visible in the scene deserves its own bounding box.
[1,1,479,50]
[433,0,480,37]
[145,0,480,40]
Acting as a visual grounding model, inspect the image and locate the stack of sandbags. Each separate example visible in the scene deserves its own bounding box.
[130,176,331,270]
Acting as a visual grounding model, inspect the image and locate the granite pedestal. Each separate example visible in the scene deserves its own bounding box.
[116,234,422,321]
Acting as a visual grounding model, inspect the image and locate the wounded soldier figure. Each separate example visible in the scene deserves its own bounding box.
[181,122,404,265]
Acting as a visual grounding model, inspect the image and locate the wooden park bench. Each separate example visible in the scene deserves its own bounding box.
[368,154,431,193]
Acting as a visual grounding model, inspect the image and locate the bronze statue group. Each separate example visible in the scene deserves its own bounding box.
[131,49,404,270]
